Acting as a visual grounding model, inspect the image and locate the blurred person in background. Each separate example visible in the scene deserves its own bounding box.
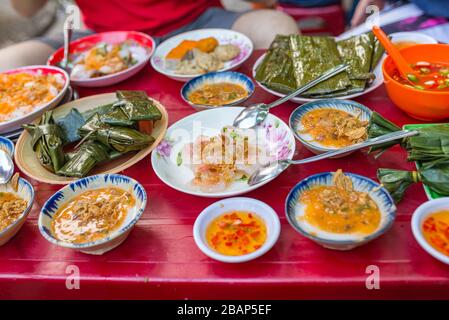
[0,0,299,71]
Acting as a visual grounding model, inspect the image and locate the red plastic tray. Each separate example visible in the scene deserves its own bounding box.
[1,52,448,299]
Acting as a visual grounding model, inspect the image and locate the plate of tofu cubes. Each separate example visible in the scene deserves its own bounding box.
[150,28,254,82]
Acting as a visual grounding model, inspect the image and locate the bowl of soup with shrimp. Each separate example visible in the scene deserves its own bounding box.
[382,44,449,121]
[38,174,147,255]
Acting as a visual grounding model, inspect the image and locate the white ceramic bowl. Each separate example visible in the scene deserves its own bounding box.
[390,32,438,47]
[180,71,255,111]
[151,28,253,82]
[0,177,35,246]
[38,174,147,255]
[411,198,449,265]
[289,99,372,157]
[0,65,69,134]
[286,172,397,250]
[193,197,281,263]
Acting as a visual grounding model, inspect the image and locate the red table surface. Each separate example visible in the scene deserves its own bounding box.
[1,51,449,300]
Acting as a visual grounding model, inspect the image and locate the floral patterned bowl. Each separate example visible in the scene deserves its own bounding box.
[151,107,295,198]
[0,177,35,246]
[151,28,253,82]
[289,99,372,157]
[38,174,147,255]
[285,171,396,250]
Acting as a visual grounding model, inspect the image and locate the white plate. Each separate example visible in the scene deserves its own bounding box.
[151,107,295,198]
[252,53,384,104]
[151,28,253,82]
[389,32,438,47]
[0,65,69,134]
[193,197,280,263]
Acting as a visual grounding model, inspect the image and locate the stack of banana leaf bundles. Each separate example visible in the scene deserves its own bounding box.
[367,112,449,203]
[23,90,162,178]
[255,32,384,98]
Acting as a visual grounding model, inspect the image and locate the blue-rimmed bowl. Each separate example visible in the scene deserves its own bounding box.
[0,136,14,158]
[181,71,255,111]
[289,99,372,157]
[38,174,147,255]
[285,172,396,250]
[0,177,34,246]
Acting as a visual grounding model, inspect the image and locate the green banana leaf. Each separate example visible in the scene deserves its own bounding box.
[254,35,297,93]
[56,108,85,144]
[335,33,374,95]
[289,35,351,95]
[23,111,65,173]
[115,90,162,121]
[57,141,111,178]
[78,114,154,153]
[378,158,449,203]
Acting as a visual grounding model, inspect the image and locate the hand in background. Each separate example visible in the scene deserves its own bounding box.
[351,0,385,27]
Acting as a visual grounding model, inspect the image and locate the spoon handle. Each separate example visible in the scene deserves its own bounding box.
[62,17,73,69]
[266,64,349,109]
[291,129,419,165]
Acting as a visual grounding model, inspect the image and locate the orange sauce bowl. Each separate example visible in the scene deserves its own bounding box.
[382,44,449,121]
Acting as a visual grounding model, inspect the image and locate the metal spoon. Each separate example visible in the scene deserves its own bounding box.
[233,64,350,129]
[248,129,419,186]
[0,150,14,184]
[61,16,73,72]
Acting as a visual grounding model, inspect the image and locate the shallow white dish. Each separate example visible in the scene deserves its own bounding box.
[252,53,383,104]
[38,174,147,255]
[151,107,295,198]
[193,197,280,263]
[289,99,372,156]
[47,31,156,88]
[390,32,438,47]
[411,198,449,266]
[285,171,396,250]
[0,65,69,134]
[0,177,34,246]
[151,28,253,82]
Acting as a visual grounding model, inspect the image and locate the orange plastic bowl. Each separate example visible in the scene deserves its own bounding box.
[382,44,449,121]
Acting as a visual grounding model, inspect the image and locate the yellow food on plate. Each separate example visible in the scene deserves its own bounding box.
[299,170,381,234]
[164,36,240,75]
[0,71,64,123]
[206,210,267,256]
[422,210,449,257]
[300,108,368,148]
[51,187,135,244]
[188,82,248,106]
[0,192,28,232]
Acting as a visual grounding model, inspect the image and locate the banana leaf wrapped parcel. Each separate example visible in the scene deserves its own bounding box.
[78,114,155,153]
[57,141,111,178]
[368,112,449,161]
[23,111,65,173]
[378,158,449,203]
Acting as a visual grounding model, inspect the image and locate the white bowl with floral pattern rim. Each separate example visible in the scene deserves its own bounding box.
[151,107,296,198]
[150,28,254,82]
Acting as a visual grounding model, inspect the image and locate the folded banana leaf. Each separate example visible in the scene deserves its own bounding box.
[368,112,449,161]
[57,141,111,178]
[254,35,297,93]
[78,114,155,153]
[114,90,162,121]
[100,107,135,127]
[23,111,65,173]
[378,158,449,203]
[82,103,115,120]
[56,108,85,144]
[335,33,374,95]
[290,35,351,95]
